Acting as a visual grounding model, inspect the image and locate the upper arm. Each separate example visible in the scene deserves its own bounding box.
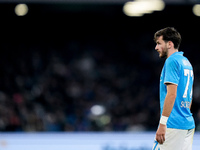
[166,83,177,98]
[189,99,193,110]
[164,58,180,85]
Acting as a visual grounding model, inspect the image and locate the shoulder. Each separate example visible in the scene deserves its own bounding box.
[182,57,192,68]
[164,55,182,73]
[165,55,179,67]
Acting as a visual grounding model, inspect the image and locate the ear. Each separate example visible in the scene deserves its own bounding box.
[167,41,174,49]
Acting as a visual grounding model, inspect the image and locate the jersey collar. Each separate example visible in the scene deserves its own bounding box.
[170,51,184,57]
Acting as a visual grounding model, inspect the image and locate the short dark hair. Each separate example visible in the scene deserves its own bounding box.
[154,27,181,49]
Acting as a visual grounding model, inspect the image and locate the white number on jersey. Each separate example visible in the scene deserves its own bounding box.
[183,69,193,98]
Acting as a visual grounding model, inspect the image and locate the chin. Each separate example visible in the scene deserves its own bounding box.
[160,55,167,58]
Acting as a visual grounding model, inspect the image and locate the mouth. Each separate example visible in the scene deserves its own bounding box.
[157,51,162,57]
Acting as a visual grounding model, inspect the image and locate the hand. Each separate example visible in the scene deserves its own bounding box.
[156,124,166,144]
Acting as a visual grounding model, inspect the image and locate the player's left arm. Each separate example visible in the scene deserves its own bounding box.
[189,99,192,110]
[162,83,177,117]
[156,83,177,144]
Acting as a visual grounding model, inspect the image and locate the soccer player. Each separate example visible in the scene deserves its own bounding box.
[152,27,195,150]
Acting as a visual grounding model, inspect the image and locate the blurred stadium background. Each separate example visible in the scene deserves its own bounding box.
[0,0,200,149]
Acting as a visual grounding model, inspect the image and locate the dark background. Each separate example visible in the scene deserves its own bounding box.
[0,2,200,132]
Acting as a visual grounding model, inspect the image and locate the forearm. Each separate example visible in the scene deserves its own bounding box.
[156,84,177,144]
[162,93,176,117]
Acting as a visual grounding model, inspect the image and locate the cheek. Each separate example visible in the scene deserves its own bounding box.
[158,45,163,50]
[156,45,160,50]
[160,45,165,51]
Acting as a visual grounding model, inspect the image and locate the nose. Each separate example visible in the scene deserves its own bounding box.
[155,44,158,51]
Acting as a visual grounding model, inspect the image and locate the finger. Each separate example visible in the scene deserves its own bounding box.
[163,134,165,142]
[156,136,162,144]
[159,136,163,144]
[160,135,166,144]
[157,136,164,144]
[156,135,159,143]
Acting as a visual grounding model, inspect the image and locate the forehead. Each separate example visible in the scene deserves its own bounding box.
[156,36,164,43]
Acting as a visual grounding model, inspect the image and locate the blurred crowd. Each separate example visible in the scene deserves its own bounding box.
[0,31,200,132]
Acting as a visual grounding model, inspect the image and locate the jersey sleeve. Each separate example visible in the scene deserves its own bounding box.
[164,58,180,85]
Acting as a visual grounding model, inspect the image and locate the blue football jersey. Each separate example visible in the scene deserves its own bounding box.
[160,51,195,129]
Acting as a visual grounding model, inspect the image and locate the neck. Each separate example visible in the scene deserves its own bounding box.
[167,49,178,58]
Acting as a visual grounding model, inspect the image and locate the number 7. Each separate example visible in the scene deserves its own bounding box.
[183,69,193,98]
